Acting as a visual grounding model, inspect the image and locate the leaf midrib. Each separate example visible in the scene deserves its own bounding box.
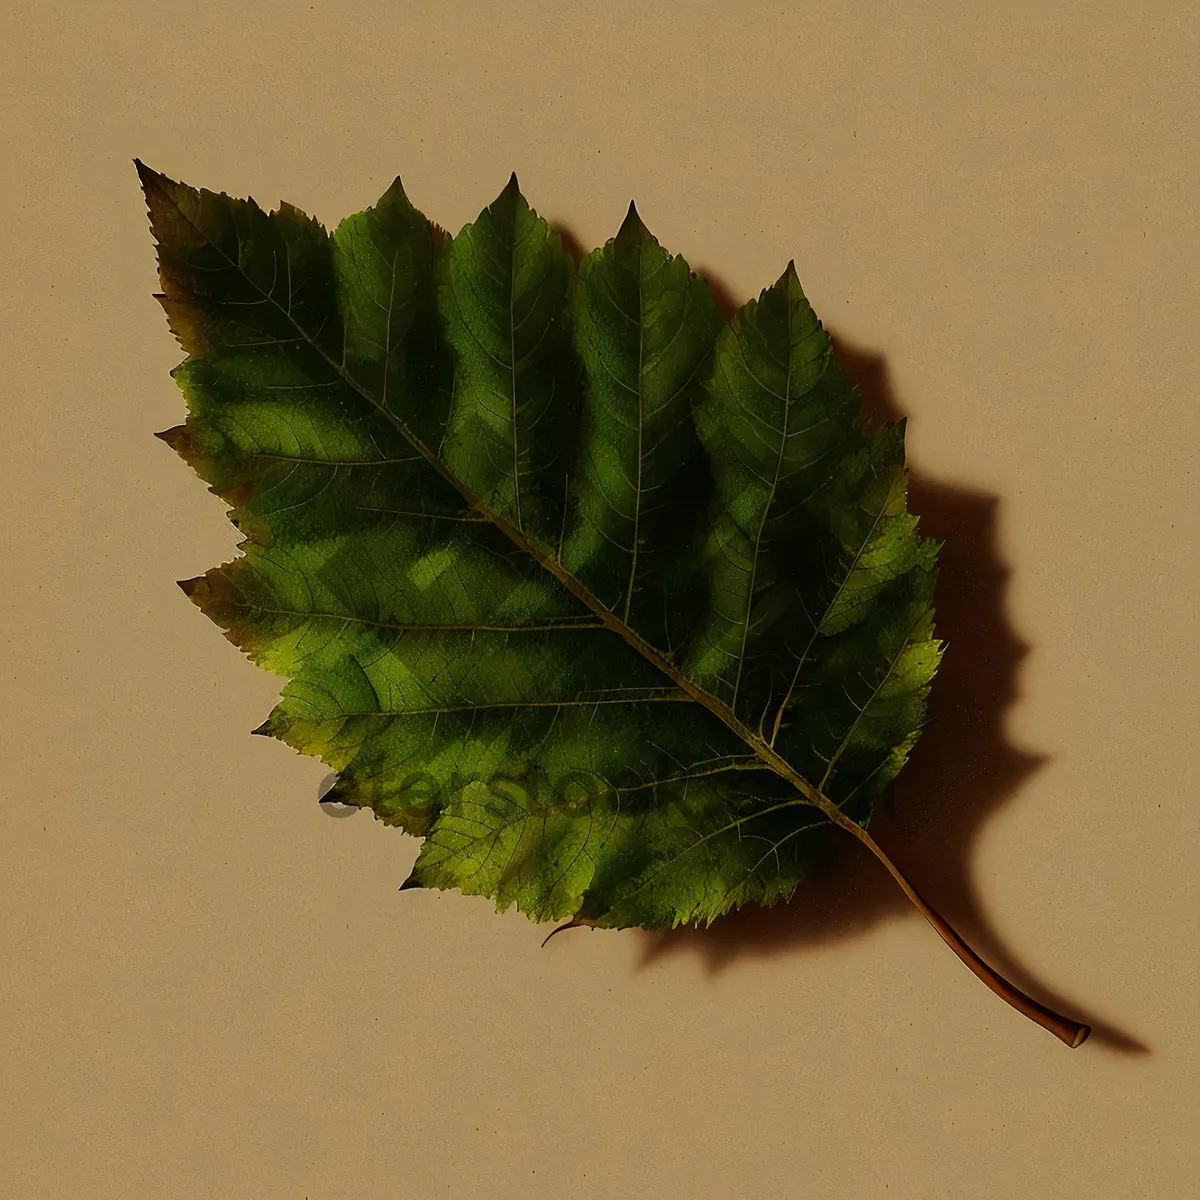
[158,182,837,821]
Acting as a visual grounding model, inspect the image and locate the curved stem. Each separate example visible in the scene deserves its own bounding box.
[826,808,1090,1047]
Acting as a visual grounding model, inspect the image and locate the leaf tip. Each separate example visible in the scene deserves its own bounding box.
[619,198,646,233]
[486,171,524,215]
[398,876,423,892]
[133,157,168,197]
[616,200,654,251]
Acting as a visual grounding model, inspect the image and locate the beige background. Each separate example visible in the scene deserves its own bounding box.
[3,2,1197,1196]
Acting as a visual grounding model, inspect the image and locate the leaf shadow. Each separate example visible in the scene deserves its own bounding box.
[641,270,1145,1054]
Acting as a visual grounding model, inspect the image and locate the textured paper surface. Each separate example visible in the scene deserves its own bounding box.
[2,3,1196,1196]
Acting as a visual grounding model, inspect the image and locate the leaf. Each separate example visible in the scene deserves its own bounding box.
[139,162,1090,1045]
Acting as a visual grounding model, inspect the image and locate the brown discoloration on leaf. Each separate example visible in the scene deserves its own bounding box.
[219,479,255,509]
[178,569,257,655]
[157,425,264,537]
[155,423,194,460]
[155,294,210,356]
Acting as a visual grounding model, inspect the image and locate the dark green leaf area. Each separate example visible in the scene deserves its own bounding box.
[687,267,940,808]
[564,204,723,649]
[438,176,579,541]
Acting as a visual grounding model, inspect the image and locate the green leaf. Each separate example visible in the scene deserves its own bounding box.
[138,162,941,930]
